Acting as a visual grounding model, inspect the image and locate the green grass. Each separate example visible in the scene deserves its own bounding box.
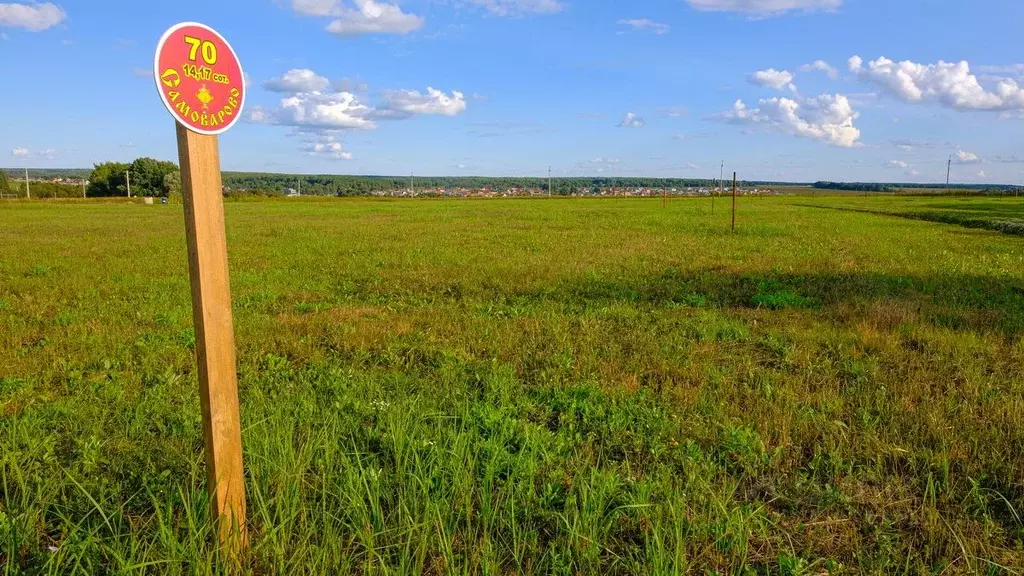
[2,196,1024,574]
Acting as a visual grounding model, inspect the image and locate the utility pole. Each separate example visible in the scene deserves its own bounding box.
[24,167,30,200]
[548,166,552,198]
[946,155,952,191]
[410,173,414,196]
[126,171,131,198]
[83,180,87,198]
[297,177,301,196]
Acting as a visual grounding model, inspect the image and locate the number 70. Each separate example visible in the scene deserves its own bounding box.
[184,35,218,65]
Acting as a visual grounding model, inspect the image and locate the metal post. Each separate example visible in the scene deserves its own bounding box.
[126,171,132,198]
[25,167,30,199]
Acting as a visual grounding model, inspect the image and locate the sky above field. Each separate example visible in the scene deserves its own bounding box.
[3,0,1024,183]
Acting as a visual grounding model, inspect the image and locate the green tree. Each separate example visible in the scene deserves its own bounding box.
[131,158,178,197]
[0,170,9,195]
[87,162,131,197]
[163,171,181,203]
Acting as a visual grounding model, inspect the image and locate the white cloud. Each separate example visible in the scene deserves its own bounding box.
[659,105,687,118]
[979,64,1024,80]
[292,0,339,16]
[955,149,981,164]
[896,144,913,152]
[977,170,987,178]
[253,69,468,158]
[684,0,842,17]
[380,87,467,117]
[457,0,564,16]
[10,147,55,159]
[618,112,645,128]
[849,56,1024,111]
[289,0,424,35]
[750,68,796,92]
[129,67,150,78]
[800,60,838,79]
[264,69,332,93]
[279,90,378,129]
[589,157,621,165]
[301,134,353,159]
[327,0,423,35]
[0,2,66,31]
[887,160,909,169]
[618,18,670,35]
[715,93,861,147]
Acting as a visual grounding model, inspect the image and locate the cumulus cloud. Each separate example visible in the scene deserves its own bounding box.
[800,60,838,79]
[750,68,796,91]
[714,93,861,147]
[11,147,55,159]
[618,112,645,128]
[301,134,353,159]
[278,90,378,130]
[618,18,670,35]
[264,69,331,93]
[684,0,842,17]
[955,149,981,164]
[0,2,65,31]
[887,160,909,169]
[289,0,424,35]
[457,0,564,16]
[849,56,1024,111]
[977,170,987,178]
[252,69,468,157]
[380,87,467,117]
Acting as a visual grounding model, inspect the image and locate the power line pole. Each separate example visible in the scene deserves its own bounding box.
[126,171,131,198]
[946,155,952,191]
[297,177,301,196]
[24,167,30,200]
[410,173,414,196]
[548,166,552,198]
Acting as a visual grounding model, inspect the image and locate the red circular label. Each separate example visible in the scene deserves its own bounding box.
[154,22,245,135]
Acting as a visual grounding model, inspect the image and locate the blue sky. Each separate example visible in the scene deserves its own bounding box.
[3,0,1024,183]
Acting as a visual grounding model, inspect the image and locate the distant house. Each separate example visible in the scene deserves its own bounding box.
[285,187,300,197]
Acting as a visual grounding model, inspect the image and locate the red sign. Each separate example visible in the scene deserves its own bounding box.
[154,22,245,135]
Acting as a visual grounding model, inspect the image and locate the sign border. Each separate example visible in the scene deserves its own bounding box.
[154,21,247,136]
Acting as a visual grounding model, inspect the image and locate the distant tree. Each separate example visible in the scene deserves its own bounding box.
[163,171,181,202]
[87,162,131,197]
[131,157,178,197]
[0,170,9,195]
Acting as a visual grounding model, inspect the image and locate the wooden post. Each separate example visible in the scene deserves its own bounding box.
[176,123,247,551]
[731,172,737,232]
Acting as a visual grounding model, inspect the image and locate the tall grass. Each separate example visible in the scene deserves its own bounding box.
[2,197,1023,573]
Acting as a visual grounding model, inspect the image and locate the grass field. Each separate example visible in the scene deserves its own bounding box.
[2,196,1024,574]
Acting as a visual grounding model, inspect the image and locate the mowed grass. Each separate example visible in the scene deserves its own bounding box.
[2,196,1024,574]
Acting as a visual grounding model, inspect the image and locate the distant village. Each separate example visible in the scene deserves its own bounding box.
[286,185,784,199]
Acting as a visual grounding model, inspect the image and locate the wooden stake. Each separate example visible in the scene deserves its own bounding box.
[732,172,737,232]
[176,123,247,552]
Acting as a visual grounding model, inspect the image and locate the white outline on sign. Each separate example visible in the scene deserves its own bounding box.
[153,21,247,136]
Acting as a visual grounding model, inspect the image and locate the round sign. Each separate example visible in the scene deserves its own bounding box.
[154,22,246,135]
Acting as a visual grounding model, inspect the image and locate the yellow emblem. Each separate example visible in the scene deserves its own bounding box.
[196,85,214,110]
